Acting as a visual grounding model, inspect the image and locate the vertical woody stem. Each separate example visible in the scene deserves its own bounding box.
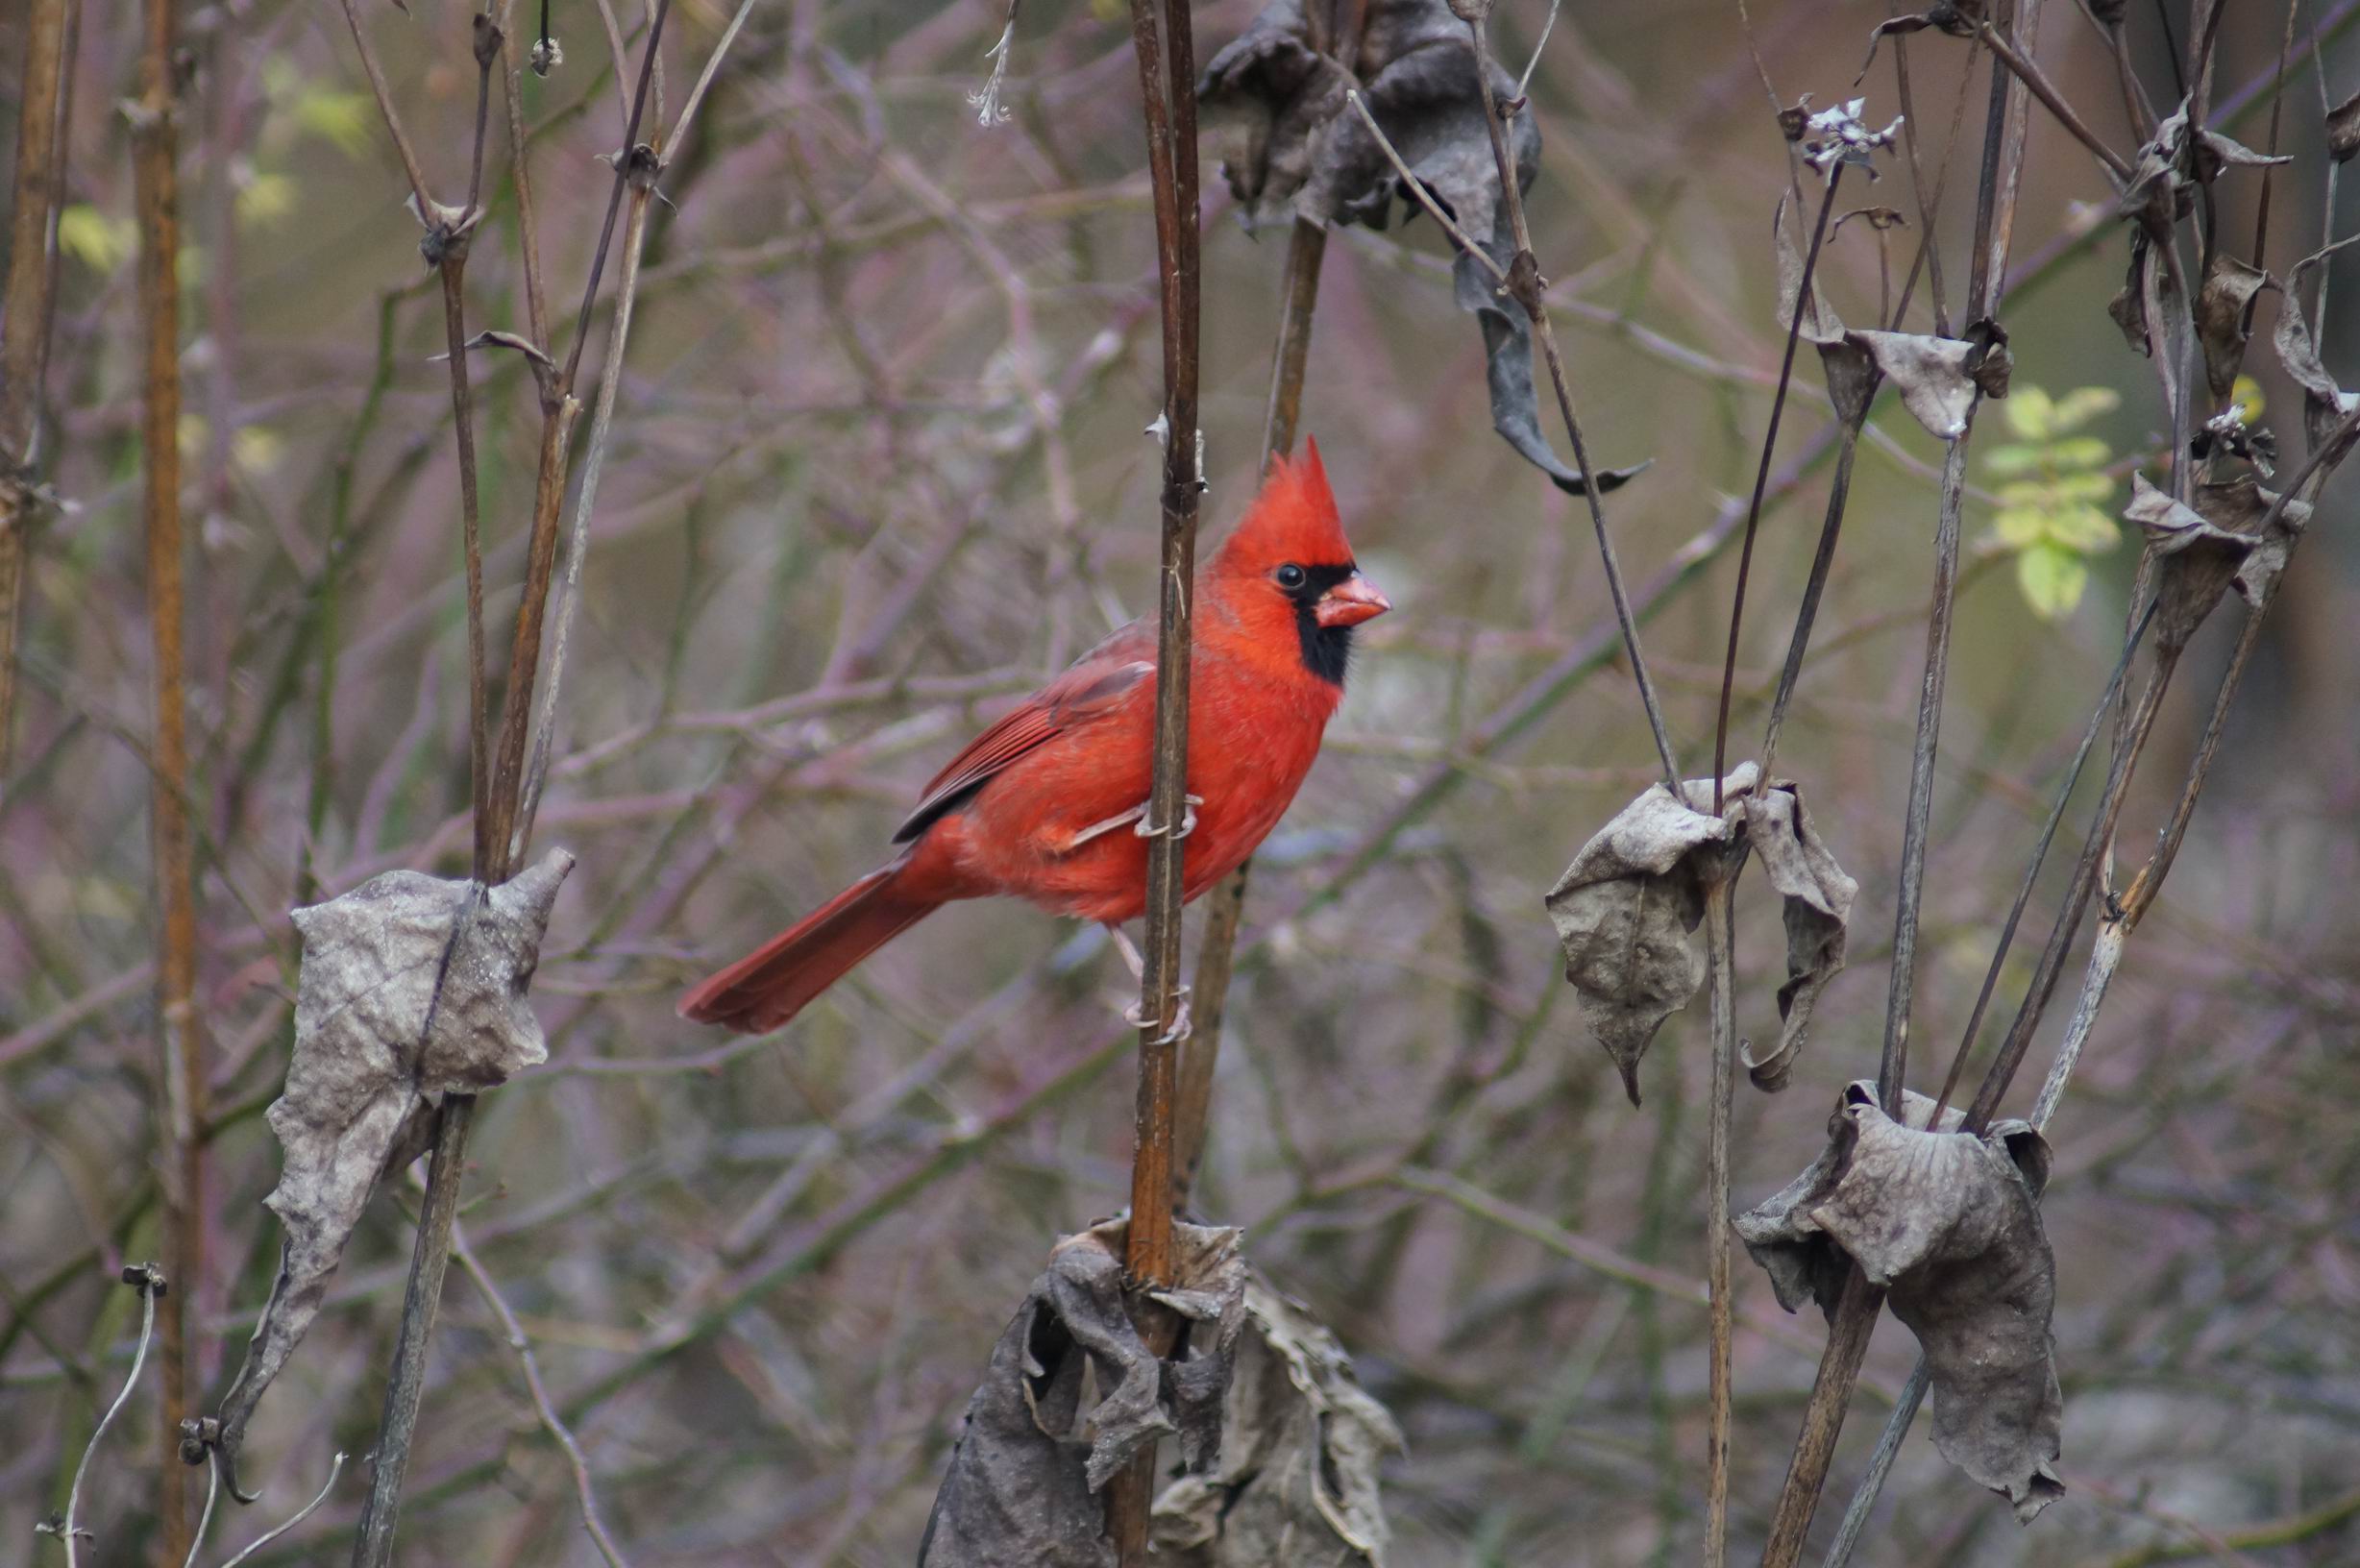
[1109,0,1200,1558]
[133,0,201,1556]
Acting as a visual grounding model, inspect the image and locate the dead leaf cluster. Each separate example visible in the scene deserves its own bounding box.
[1543,765,1856,1101]
[1736,1082,2064,1523]
[1197,0,1643,496]
[920,1219,1247,1568]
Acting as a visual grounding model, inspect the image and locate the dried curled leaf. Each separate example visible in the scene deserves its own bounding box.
[920,1219,1246,1568]
[2193,254,2270,402]
[1739,784,1858,1092]
[2330,88,2360,163]
[1774,192,1875,423]
[209,850,574,1493]
[2274,238,2360,461]
[1850,330,1978,440]
[1199,0,1643,497]
[1153,1274,1402,1566]
[1736,1082,2063,1523]
[2120,100,2290,236]
[1545,766,1756,1104]
[2125,473,2309,650]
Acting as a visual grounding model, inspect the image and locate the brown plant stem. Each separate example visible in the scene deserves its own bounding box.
[1107,0,1200,1560]
[1713,165,1841,817]
[0,0,70,783]
[1758,7,2041,1562]
[1461,11,1683,794]
[133,0,201,1552]
[1172,214,1327,1212]
[1702,870,1738,1568]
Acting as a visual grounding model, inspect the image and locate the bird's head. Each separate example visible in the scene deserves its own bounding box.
[1208,436,1389,686]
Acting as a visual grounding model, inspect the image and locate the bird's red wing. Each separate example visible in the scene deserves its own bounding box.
[892,635,1154,845]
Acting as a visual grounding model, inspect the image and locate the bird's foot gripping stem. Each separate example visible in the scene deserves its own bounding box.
[1124,989,1193,1045]
[1069,794,1201,849]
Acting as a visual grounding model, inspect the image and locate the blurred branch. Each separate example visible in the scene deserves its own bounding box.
[132,0,201,1545]
[0,0,70,781]
[452,1221,630,1568]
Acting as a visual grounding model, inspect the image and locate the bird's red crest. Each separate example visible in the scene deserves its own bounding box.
[1212,434,1356,576]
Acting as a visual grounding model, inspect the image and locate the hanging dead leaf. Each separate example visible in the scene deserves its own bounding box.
[206,850,574,1495]
[2106,234,2153,355]
[2274,238,2360,461]
[920,1219,1246,1568]
[1543,765,1756,1104]
[1849,330,1979,440]
[1738,783,1857,1092]
[2193,254,2270,402]
[1735,1082,2064,1524]
[1775,191,1876,423]
[2330,89,2360,162]
[1153,1274,1402,1566]
[1198,0,1644,497]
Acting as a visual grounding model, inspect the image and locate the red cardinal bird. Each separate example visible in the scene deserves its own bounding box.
[680,438,1389,1034]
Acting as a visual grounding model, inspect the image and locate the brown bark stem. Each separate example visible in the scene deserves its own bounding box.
[133,0,200,1555]
[1108,0,1200,1558]
[0,0,71,783]
[1172,214,1327,1212]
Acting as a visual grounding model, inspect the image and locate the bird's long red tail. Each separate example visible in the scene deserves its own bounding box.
[679,860,943,1034]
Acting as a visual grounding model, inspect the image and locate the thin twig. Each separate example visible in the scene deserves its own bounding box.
[133,0,201,1545]
[1107,0,1202,1559]
[1714,166,1842,815]
[183,1447,222,1568]
[1976,17,2136,183]
[219,1453,348,1568]
[57,1267,162,1568]
[453,1222,632,1568]
[1460,5,1684,792]
[1702,871,1738,1568]
[1758,5,2042,1558]
[1172,213,1328,1212]
[1930,599,2158,1119]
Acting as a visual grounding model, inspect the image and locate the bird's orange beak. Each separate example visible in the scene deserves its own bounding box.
[1315,571,1390,628]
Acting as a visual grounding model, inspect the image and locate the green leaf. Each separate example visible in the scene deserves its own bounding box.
[2046,504,2121,553]
[293,86,374,159]
[2018,543,2089,620]
[2003,386,2055,440]
[1997,479,2054,508]
[2053,470,2116,503]
[1984,444,2044,477]
[1995,508,2051,548]
[2048,386,2122,430]
[2047,435,2111,470]
[58,205,135,273]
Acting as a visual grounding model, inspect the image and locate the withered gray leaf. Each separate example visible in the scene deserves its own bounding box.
[1544,765,1756,1105]
[1199,0,1643,497]
[2194,471,2309,607]
[1775,192,1876,422]
[2126,474,2250,651]
[2106,233,2153,355]
[2330,89,2360,162]
[1739,784,1857,1093]
[2193,254,2270,401]
[1736,1083,2062,1524]
[920,1219,1246,1568]
[209,850,574,1494]
[1848,330,1978,440]
[1152,1274,1402,1566]
[2274,238,2360,460]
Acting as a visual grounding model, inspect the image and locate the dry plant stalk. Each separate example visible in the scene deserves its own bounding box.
[128,0,203,1551]
[1106,0,1204,1558]
[0,0,70,782]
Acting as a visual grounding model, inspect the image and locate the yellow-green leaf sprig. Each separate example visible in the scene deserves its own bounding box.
[1985,385,2122,621]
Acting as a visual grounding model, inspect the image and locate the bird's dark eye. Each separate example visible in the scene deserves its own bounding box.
[1275,563,1307,591]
